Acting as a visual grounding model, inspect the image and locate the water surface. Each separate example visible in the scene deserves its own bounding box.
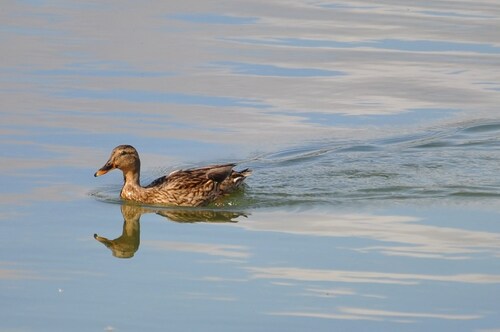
[1,1,500,331]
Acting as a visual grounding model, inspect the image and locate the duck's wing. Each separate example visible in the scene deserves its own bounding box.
[144,174,169,188]
[204,164,236,183]
[145,164,236,189]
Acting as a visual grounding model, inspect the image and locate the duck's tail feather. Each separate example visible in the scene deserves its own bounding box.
[216,167,252,194]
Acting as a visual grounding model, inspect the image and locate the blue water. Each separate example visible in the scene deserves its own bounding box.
[1,1,500,331]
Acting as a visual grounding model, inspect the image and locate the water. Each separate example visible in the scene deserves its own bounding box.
[2,1,500,331]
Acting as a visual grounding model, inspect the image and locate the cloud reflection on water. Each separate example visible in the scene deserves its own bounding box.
[2,0,500,151]
[246,266,500,285]
[0,264,41,281]
[146,241,250,259]
[270,306,482,322]
[237,210,500,260]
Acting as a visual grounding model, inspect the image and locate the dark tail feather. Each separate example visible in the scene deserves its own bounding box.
[231,168,252,187]
[219,168,252,193]
[237,168,252,178]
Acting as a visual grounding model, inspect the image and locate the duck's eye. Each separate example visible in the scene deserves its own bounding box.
[120,151,128,156]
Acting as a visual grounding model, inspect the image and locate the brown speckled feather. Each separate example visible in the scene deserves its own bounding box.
[94,145,251,207]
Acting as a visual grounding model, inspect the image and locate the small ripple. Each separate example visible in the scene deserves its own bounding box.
[256,146,335,166]
[407,120,500,150]
[337,144,380,153]
[89,185,122,205]
[462,122,500,133]
[445,185,500,198]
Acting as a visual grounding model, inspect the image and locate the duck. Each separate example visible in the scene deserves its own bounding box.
[94,145,252,207]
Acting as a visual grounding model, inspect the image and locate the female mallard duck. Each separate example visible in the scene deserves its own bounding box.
[94,145,251,207]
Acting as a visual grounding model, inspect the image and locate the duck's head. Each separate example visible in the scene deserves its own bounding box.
[94,145,140,177]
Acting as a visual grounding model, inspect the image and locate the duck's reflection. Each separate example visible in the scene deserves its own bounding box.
[94,204,142,259]
[94,203,247,259]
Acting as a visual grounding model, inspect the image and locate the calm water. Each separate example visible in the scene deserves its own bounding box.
[2,1,500,331]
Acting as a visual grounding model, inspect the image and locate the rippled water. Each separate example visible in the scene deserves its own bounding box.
[91,119,500,210]
[246,120,500,206]
[2,1,500,331]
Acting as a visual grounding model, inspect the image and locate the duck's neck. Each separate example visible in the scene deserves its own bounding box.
[123,168,141,187]
[120,167,145,201]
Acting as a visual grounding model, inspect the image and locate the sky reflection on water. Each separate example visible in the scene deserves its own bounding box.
[1,0,500,331]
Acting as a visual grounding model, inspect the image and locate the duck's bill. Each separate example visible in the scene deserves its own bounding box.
[94,163,113,177]
[94,233,112,245]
